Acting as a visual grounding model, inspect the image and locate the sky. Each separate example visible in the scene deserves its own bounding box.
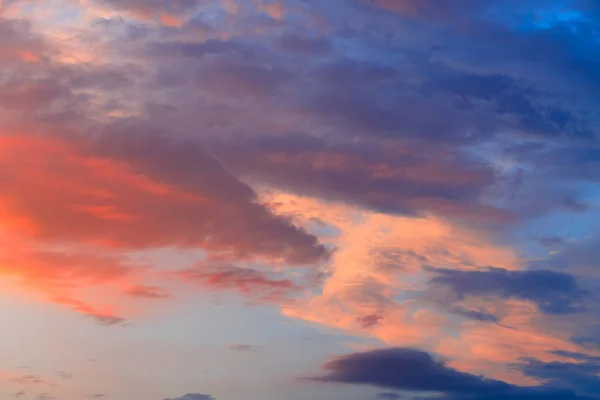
[0,0,600,399]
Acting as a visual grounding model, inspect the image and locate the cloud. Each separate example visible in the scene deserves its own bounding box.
[357,314,384,329]
[164,394,215,400]
[126,285,171,299]
[311,347,593,400]
[0,7,335,325]
[0,236,133,289]
[0,133,328,265]
[518,356,600,396]
[0,229,139,324]
[8,375,46,385]
[549,350,600,363]
[538,236,567,248]
[376,393,403,400]
[56,371,73,380]
[275,192,569,382]
[88,0,203,26]
[0,17,47,63]
[228,344,261,352]
[1,1,600,398]
[0,79,68,110]
[310,347,510,393]
[52,297,127,326]
[278,33,333,55]
[180,265,301,300]
[211,134,507,222]
[448,307,501,324]
[531,234,600,275]
[428,267,588,315]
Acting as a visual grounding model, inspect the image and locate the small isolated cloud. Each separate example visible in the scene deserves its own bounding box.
[449,307,500,324]
[228,344,261,352]
[53,297,126,326]
[56,371,73,380]
[126,285,171,299]
[87,394,106,399]
[180,266,301,300]
[164,394,215,400]
[32,393,54,400]
[8,375,46,385]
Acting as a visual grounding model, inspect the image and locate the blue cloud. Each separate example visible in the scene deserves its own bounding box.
[428,267,588,315]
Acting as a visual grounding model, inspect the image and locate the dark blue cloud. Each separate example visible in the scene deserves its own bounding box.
[312,347,595,399]
[548,350,600,363]
[428,267,588,315]
[440,388,593,400]
[573,335,600,351]
[519,357,600,396]
[449,307,501,323]
[311,347,511,393]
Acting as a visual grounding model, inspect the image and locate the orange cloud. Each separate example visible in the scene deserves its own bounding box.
[0,238,131,290]
[52,296,126,325]
[81,0,195,26]
[0,227,138,322]
[267,192,600,384]
[255,0,286,20]
[159,11,184,27]
[0,133,326,263]
[0,133,328,322]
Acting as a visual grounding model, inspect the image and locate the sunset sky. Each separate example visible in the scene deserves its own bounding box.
[1,0,600,399]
